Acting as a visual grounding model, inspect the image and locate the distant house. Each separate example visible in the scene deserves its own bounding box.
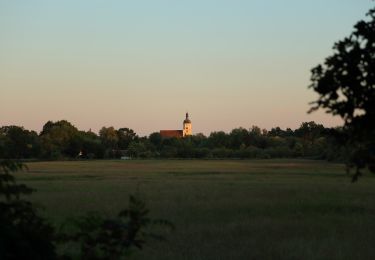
[160,113,192,138]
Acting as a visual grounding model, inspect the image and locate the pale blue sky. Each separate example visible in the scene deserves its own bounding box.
[1,0,373,135]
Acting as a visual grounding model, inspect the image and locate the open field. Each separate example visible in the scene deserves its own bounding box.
[17,160,375,259]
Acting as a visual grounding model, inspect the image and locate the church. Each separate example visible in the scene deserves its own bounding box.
[160,113,192,138]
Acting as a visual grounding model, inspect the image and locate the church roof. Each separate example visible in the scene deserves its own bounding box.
[160,130,183,138]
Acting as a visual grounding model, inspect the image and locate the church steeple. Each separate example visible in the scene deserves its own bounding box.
[183,112,191,124]
[183,112,192,137]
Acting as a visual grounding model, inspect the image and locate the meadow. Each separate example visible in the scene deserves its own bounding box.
[17,160,375,260]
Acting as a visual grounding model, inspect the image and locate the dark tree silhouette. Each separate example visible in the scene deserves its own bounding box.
[309,7,375,181]
[0,160,57,260]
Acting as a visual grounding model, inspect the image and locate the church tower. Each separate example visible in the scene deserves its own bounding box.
[183,113,192,137]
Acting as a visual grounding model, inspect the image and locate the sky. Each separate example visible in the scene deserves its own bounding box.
[1,0,373,136]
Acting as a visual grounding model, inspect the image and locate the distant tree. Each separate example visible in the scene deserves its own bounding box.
[176,140,195,158]
[294,122,325,157]
[117,128,138,150]
[127,141,153,158]
[76,131,105,159]
[229,128,249,149]
[268,127,284,137]
[285,128,294,137]
[295,122,324,145]
[190,133,207,148]
[40,120,81,158]
[149,132,162,148]
[249,126,267,148]
[194,147,211,158]
[309,7,375,180]
[207,131,229,148]
[250,126,261,136]
[0,126,41,158]
[99,127,119,150]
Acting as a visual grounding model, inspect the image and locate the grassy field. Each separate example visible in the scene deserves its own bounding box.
[17,159,375,259]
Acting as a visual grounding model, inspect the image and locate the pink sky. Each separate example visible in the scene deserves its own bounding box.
[2,1,366,136]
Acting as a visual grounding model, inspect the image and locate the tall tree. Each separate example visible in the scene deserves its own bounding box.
[309,7,375,180]
[40,120,80,158]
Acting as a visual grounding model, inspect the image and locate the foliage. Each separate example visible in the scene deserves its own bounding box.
[40,120,81,158]
[309,7,375,181]
[117,128,138,150]
[99,127,119,150]
[58,196,173,260]
[0,160,57,260]
[0,126,41,158]
[0,120,345,161]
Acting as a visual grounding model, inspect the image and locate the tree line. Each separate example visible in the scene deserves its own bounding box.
[0,120,349,161]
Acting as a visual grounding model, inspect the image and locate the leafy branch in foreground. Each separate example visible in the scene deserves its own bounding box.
[58,195,174,260]
[0,160,57,260]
